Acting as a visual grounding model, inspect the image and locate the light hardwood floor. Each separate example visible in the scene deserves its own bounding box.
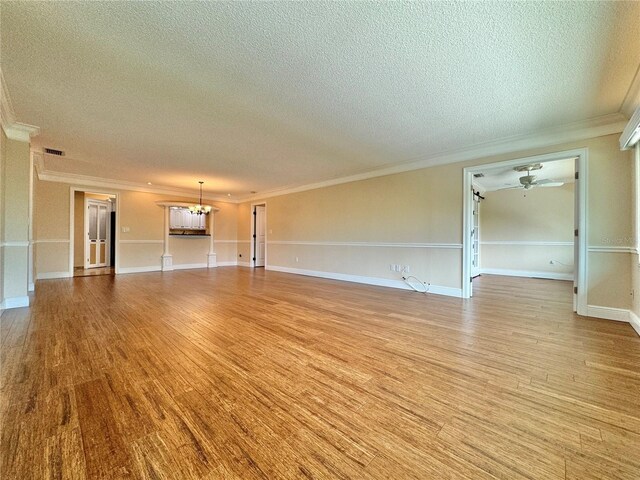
[2,269,639,479]
[73,267,115,278]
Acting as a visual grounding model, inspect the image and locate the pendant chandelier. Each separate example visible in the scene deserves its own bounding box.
[189,181,212,215]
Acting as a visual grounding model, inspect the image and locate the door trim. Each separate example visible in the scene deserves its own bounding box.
[250,202,267,268]
[462,148,588,316]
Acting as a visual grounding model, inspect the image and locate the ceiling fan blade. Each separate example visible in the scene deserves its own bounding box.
[537,182,564,188]
[536,178,558,185]
[496,186,523,191]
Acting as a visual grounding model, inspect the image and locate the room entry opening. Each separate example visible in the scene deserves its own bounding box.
[70,189,117,277]
[462,149,587,316]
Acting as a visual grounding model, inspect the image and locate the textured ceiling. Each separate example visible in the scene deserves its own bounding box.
[473,157,576,192]
[2,1,639,196]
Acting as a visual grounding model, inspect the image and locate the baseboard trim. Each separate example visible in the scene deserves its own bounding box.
[1,296,30,309]
[216,261,238,267]
[216,261,251,267]
[480,268,573,281]
[118,266,162,274]
[172,263,208,271]
[37,271,72,280]
[586,305,630,323]
[266,265,462,298]
[629,311,640,336]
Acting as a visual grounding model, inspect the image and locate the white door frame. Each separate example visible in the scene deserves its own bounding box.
[462,148,588,316]
[69,187,120,276]
[250,202,267,268]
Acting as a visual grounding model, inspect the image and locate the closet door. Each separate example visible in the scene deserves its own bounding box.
[85,200,110,268]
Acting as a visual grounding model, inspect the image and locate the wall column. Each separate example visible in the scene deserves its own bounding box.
[1,126,39,309]
[161,206,173,271]
[207,211,217,268]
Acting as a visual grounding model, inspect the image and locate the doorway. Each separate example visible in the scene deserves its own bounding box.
[70,189,117,277]
[251,203,266,268]
[462,149,587,316]
[85,198,110,268]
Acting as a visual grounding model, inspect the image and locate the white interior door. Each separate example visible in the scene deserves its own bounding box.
[471,195,481,277]
[85,199,110,268]
[254,205,266,267]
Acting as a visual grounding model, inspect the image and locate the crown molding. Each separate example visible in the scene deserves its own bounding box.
[31,112,626,204]
[621,64,640,118]
[33,151,236,203]
[1,69,40,142]
[3,123,40,142]
[620,106,640,150]
[238,113,627,202]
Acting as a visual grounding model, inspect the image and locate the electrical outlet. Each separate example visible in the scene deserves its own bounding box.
[390,264,396,271]
[402,265,410,274]
[121,226,130,233]
[295,257,299,263]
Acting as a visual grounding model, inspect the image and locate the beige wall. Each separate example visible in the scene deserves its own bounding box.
[0,130,5,305]
[33,178,72,276]
[631,144,640,329]
[31,133,635,313]
[33,179,238,276]
[239,133,633,309]
[169,237,210,266]
[480,183,574,276]
[632,252,640,329]
[236,202,252,263]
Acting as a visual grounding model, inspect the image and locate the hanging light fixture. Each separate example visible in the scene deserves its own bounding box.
[188,181,212,215]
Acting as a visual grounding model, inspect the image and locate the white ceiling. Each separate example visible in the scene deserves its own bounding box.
[473,157,576,192]
[2,2,639,197]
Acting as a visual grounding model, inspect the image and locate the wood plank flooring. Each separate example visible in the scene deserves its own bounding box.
[73,266,114,277]
[2,268,639,479]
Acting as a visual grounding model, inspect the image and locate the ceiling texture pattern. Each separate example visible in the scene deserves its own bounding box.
[2,1,640,197]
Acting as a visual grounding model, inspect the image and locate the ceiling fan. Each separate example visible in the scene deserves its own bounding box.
[499,163,564,190]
